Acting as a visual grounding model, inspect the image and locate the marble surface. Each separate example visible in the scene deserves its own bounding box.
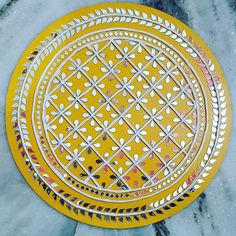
[0,0,235,235]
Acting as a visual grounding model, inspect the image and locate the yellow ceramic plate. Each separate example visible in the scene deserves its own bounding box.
[6,3,231,228]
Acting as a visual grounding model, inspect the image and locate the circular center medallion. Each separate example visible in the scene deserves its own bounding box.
[6,3,231,228]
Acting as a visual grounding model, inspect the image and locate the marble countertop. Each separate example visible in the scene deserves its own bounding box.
[0,0,235,235]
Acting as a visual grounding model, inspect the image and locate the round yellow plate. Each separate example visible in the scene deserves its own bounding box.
[6,3,232,228]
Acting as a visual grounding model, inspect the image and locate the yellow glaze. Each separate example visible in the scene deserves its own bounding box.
[6,3,232,228]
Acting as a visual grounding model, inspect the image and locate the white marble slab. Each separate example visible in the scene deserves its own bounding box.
[0,0,235,235]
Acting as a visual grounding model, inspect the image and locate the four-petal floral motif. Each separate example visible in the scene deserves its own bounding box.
[68,89,88,110]
[125,154,143,167]
[84,76,105,96]
[66,120,87,140]
[144,48,159,68]
[143,140,162,156]
[101,60,121,80]
[86,44,106,64]
[98,90,118,111]
[130,62,149,82]
[173,79,192,100]
[45,94,57,108]
[65,148,85,162]
[128,91,148,110]
[159,125,181,149]
[116,46,135,59]
[115,77,134,97]
[110,110,132,126]
[51,104,71,124]
[80,135,101,154]
[53,72,72,93]
[83,106,103,126]
[68,58,89,79]
[127,124,147,143]
[143,108,163,127]
[51,133,71,152]
[112,138,131,152]
[158,93,178,114]
[142,76,163,97]
[95,120,116,140]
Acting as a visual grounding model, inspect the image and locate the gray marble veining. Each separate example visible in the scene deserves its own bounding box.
[0,0,235,235]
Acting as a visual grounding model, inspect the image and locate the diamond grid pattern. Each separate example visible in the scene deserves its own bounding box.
[80,42,174,187]
[44,38,198,190]
[48,126,101,187]
[48,40,112,96]
[79,61,154,186]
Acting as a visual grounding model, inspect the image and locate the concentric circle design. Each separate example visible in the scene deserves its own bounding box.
[6,3,231,228]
